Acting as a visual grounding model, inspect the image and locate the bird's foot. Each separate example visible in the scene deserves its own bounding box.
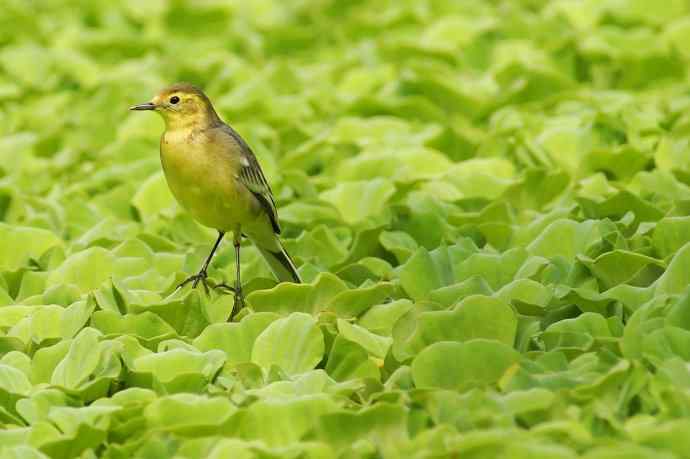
[177,270,210,294]
[177,273,243,321]
[177,272,238,298]
[212,282,235,294]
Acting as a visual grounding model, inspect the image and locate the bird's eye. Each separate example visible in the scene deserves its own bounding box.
[169,96,180,104]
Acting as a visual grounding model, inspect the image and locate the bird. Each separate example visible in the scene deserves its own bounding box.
[130,83,301,316]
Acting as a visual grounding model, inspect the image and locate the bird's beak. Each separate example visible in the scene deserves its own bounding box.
[129,102,156,111]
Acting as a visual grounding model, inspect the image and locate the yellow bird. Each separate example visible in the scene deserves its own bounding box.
[130,83,301,314]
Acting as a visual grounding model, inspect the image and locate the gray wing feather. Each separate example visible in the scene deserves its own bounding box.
[220,124,281,234]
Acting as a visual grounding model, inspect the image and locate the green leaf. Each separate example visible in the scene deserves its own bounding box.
[132,348,225,393]
[47,247,115,293]
[359,299,414,337]
[0,363,32,399]
[428,276,493,307]
[442,159,515,199]
[251,312,324,375]
[577,190,664,225]
[527,219,600,260]
[380,231,418,263]
[656,242,690,295]
[411,340,520,390]
[642,327,690,362]
[15,389,72,425]
[497,278,553,314]
[144,393,236,433]
[455,248,528,291]
[398,243,480,301]
[653,216,690,259]
[192,312,279,364]
[241,394,338,446]
[666,17,690,58]
[580,250,664,290]
[131,172,176,220]
[289,225,350,267]
[51,328,103,389]
[337,319,392,359]
[0,223,62,271]
[91,310,177,345]
[0,446,51,459]
[542,312,615,355]
[667,289,690,331]
[246,272,348,314]
[128,290,210,338]
[319,179,395,225]
[396,295,517,360]
[326,281,395,317]
[316,403,408,452]
[325,335,380,382]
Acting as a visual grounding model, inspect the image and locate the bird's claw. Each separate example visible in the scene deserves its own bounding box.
[177,271,210,294]
[177,273,244,321]
[212,282,235,293]
[177,272,239,296]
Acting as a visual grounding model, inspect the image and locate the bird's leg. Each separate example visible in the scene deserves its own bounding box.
[177,231,225,292]
[230,229,244,319]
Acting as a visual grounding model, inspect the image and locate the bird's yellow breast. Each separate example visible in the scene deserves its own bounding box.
[160,128,257,231]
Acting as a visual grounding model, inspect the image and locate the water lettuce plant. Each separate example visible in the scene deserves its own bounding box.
[2,0,690,457]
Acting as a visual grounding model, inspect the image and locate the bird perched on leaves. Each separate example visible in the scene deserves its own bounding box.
[130,83,301,315]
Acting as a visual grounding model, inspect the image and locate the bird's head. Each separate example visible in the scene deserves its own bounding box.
[130,83,219,129]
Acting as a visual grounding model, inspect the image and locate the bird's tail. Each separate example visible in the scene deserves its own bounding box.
[257,242,301,284]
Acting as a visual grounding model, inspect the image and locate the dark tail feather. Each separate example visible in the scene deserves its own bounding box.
[257,243,301,283]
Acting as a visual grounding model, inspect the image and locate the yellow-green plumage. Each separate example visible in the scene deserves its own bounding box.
[130,83,301,302]
[160,126,260,232]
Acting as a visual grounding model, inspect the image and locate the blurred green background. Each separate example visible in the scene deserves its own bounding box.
[4,0,690,458]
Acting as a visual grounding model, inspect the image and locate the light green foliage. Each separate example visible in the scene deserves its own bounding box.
[2,0,690,457]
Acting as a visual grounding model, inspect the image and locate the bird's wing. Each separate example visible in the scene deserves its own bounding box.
[219,124,281,234]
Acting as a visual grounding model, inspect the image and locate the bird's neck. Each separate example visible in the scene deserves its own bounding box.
[163,108,221,132]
